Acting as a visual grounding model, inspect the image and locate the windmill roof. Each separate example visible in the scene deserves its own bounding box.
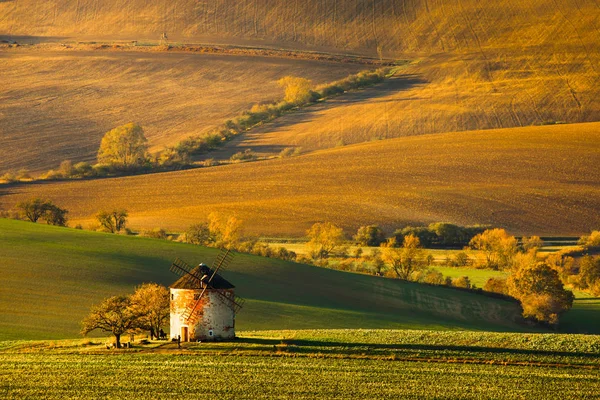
[170,264,235,290]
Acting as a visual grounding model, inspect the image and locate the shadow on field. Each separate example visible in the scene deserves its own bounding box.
[236,337,599,359]
[0,35,68,44]
[211,74,427,159]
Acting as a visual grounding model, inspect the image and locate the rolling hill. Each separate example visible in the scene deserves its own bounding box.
[0,218,534,340]
[1,1,598,56]
[0,48,362,173]
[1,122,599,237]
[1,1,599,173]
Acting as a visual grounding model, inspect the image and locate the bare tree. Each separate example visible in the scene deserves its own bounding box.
[96,210,128,233]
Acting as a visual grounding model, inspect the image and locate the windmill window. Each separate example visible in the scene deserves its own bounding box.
[171,294,174,300]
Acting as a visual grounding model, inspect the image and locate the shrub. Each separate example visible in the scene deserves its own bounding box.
[483,277,508,295]
[423,270,445,285]
[139,228,167,239]
[230,149,257,162]
[278,76,314,105]
[451,276,472,289]
[73,162,94,177]
[279,147,296,158]
[0,171,18,183]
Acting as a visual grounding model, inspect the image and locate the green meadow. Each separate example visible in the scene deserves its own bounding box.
[0,218,548,340]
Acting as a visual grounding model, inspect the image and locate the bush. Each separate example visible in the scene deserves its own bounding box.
[483,277,508,295]
[0,171,18,183]
[451,276,472,289]
[230,149,257,162]
[139,228,167,240]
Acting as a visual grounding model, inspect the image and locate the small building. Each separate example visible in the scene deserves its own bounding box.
[169,264,236,342]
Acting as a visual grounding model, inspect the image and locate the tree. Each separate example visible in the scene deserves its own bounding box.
[575,256,600,295]
[184,223,214,246]
[393,226,436,247]
[45,204,68,226]
[469,229,517,269]
[16,198,69,226]
[97,123,149,169]
[129,283,170,340]
[17,198,50,222]
[96,209,128,233]
[59,160,74,178]
[353,225,386,247]
[522,236,544,252]
[81,295,141,348]
[208,212,244,249]
[507,261,574,326]
[277,76,315,105]
[381,235,424,280]
[579,231,600,249]
[306,222,345,259]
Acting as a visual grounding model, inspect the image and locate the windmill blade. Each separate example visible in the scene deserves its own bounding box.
[170,258,193,276]
[205,248,235,285]
[170,258,204,285]
[213,289,245,313]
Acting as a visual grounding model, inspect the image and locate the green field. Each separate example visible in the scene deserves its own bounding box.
[1,218,599,339]
[0,218,546,341]
[2,330,600,399]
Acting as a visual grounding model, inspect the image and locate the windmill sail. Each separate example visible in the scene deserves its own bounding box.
[170,249,242,325]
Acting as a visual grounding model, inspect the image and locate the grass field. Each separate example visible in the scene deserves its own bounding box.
[0,48,361,173]
[1,330,600,399]
[2,122,599,237]
[0,218,544,341]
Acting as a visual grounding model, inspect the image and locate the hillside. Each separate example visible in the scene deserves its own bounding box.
[2,1,599,172]
[0,219,535,340]
[1,122,599,237]
[0,49,361,173]
[1,1,598,56]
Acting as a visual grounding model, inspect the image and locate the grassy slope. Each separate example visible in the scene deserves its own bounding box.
[0,218,538,340]
[1,122,599,236]
[0,49,361,173]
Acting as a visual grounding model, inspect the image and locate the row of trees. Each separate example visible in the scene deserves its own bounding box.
[81,283,169,348]
[12,68,392,184]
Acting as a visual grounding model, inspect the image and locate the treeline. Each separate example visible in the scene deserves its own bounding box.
[355,223,489,249]
[6,199,597,328]
[0,68,391,184]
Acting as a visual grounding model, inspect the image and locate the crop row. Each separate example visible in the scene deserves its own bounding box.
[1,353,599,399]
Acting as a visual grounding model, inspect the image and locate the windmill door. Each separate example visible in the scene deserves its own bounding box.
[181,326,189,342]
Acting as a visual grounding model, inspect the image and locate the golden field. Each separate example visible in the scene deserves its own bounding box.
[1,122,599,236]
[2,1,599,170]
[0,48,362,173]
[1,0,598,56]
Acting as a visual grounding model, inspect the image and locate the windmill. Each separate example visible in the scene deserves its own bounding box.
[169,248,244,341]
